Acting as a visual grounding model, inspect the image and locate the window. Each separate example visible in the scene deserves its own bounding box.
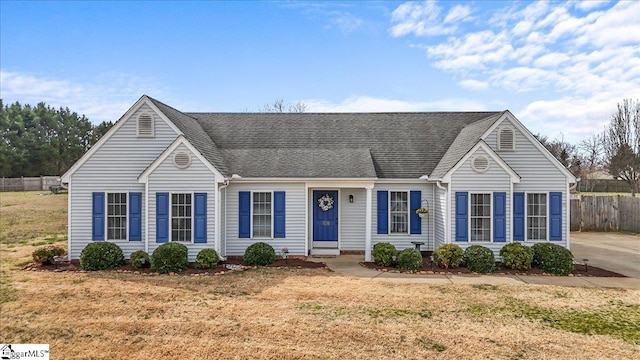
[470,193,491,242]
[527,193,547,240]
[252,192,272,238]
[498,126,515,150]
[107,193,127,240]
[390,191,408,234]
[171,193,192,242]
[137,113,154,137]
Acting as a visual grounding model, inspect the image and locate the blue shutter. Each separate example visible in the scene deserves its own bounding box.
[493,192,506,242]
[156,192,169,243]
[410,190,421,235]
[377,191,388,234]
[455,192,468,242]
[274,191,286,238]
[129,192,142,241]
[239,192,251,238]
[92,192,105,241]
[194,193,207,243]
[549,192,562,241]
[513,192,525,241]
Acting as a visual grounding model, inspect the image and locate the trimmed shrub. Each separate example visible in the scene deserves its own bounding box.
[32,245,66,265]
[433,244,464,269]
[80,242,125,271]
[463,245,495,273]
[500,242,533,270]
[196,249,220,269]
[397,248,423,271]
[243,242,276,266]
[372,242,397,267]
[151,243,189,274]
[532,243,575,275]
[130,250,150,270]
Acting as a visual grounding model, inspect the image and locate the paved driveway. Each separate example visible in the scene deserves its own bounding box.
[570,232,640,278]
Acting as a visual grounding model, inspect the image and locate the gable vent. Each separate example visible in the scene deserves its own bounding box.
[173,151,191,169]
[499,127,515,150]
[137,113,154,137]
[472,155,490,173]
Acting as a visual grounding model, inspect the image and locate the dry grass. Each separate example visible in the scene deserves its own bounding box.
[1,192,639,359]
[0,191,67,244]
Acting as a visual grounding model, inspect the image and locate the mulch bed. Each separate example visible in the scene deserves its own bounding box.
[22,257,326,276]
[361,252,625,277]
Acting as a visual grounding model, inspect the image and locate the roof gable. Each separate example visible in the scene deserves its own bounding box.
[441,140,520,183]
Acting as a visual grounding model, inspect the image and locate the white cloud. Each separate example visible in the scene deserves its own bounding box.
[0,70,167,124]
[443,5,471,24]
[459,79,488,90]
[575,0,610,11]
[389,1,456,37]
[389,1,640,142]
[303,95,488,112]
[326,11,364,33]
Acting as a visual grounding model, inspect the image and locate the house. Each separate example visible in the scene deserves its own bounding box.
[61,95,576,262]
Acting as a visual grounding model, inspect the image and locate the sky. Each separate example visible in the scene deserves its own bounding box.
[1,0,639,144]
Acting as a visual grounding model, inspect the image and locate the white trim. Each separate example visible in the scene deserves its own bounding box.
[250,190,274,239]
[566,182,570,249]
[215,181,221,256]
[468,192,493,243]
[138,136,224,182]
[304,186,309,256]
[61,95,182,183]
[144,177,149,254]
[365,187,372,261]
[481,111,576,181]
[442,141,520,183]
[169,192,195,243]
[67,178,72,257]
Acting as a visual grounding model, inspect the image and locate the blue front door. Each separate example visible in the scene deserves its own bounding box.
[313,191,338,241]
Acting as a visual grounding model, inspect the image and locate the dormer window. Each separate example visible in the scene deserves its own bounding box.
[498,126,515,150]
[137,113,154,138]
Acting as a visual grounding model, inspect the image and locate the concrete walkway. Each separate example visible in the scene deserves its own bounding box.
[310,255,640,289]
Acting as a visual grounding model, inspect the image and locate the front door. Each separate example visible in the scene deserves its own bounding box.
[313,190,338,242]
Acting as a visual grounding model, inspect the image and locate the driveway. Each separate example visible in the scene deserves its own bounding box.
[571,232,640,278]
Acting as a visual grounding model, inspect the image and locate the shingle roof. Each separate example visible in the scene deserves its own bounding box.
[429,112,505,179]
[146,96,503,179]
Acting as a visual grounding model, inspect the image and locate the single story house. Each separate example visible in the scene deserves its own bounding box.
[62,95,576,261]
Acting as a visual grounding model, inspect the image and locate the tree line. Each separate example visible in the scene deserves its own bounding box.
[0,100,113,177]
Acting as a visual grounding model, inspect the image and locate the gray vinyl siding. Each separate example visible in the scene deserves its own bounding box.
[371,183,435,251]
[147,143,217,261]
[225,182,306,256]
[434,186,446,249]
[485,119,568,247]
[339,189,366,251]
[449,147,512,255]
[68,104,179,259]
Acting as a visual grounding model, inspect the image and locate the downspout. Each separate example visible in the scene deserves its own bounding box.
[144,177,149,254]
[436,181,448,243]
[566,180,578,250]
[216,179,230,260]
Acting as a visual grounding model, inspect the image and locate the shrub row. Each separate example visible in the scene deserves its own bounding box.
[372,243,423,271]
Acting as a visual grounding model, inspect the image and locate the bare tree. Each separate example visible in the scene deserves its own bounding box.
[578,134,604,191]
[261,99,308,113]
[604,99,640,196]
[534,133,582,177]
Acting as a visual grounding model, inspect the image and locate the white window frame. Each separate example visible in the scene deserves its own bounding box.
[525,192,548,242]
[498,125,516,151]
[106,191,128,241]
[251,191,274,239]
[170,192,194,243]
[469,192,492,243]
[389,190,410,235]
[136,112,155,138]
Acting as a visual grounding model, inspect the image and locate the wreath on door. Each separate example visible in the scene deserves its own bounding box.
[318,194,334,211]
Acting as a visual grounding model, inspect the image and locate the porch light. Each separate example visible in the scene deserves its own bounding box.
[349,194,354,203]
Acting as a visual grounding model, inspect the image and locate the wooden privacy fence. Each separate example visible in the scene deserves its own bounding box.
[571,195,640,233]
[0,176,61,192]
